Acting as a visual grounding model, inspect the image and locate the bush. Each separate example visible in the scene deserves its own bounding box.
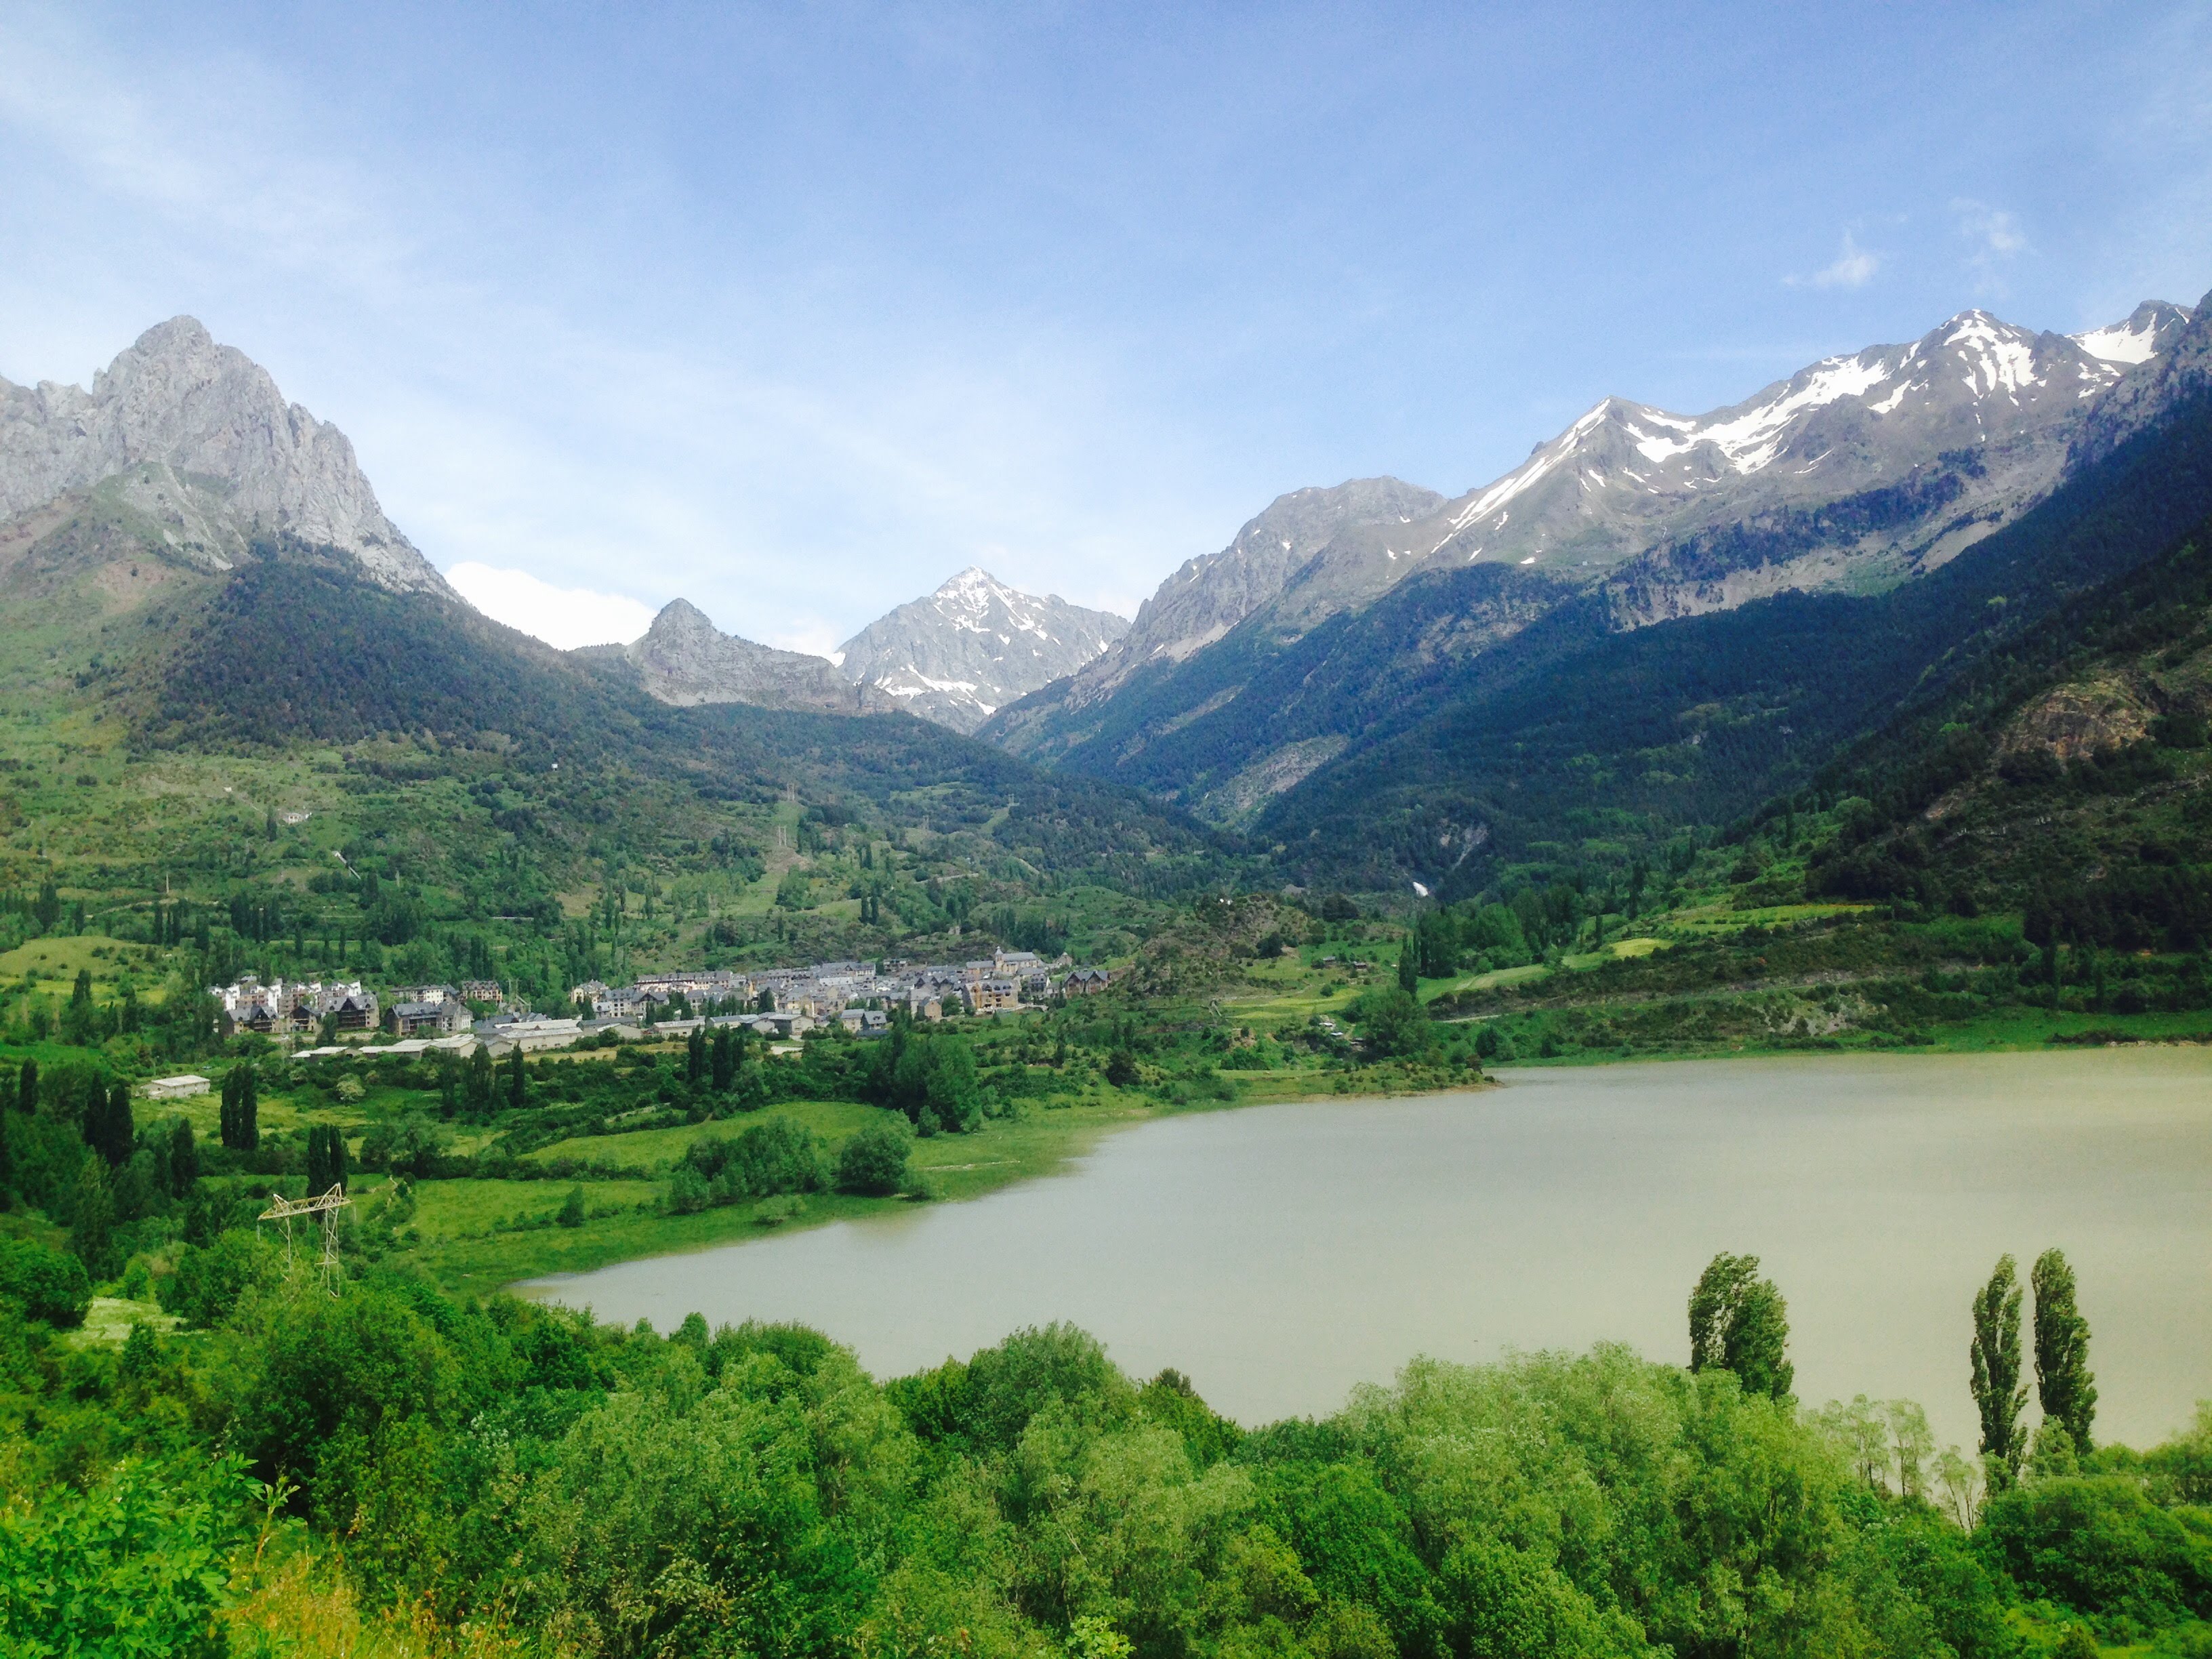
[667,1165,710,1216]
[836,1118,913,1196]
[0,1455,260,1655]
[157,1231,283,1329]
[0,1238,91,1328]
[1978,1475,2212,1637]
[677,1118,825,1204]
[1353,986,1433,1059]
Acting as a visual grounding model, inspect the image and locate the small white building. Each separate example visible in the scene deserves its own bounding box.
[486,1017,586,1055]
[142,1074,211,1101]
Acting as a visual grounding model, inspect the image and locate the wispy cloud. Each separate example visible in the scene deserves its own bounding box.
[1952,199,2029,293]
[1788,230,1881,290]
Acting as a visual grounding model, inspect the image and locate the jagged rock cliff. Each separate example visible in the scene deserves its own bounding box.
[0,316,451,595]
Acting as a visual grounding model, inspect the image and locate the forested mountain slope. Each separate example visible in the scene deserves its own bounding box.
[1261,361,2212,895]
[985,296,2205,840]
[0,518,1239,1006]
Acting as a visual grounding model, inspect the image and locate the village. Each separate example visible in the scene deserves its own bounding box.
[186,947,1115,1076]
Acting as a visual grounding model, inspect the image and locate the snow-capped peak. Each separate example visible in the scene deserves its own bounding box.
[836,570,1131,733]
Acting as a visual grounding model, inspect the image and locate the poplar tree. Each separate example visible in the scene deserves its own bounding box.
[1687,1251,1795,1399]
[306,1124,348,1194]
[2032,1248,2097,1455]
[167,1118,199,1196]
[466,1045,495,1115]
[687,1025,707,1086]
[70,1159,115,1278]
[1397,941,1418,994]
[15,1059,36,1114]
[508,1046,527,1111]
[1970,1254,2029,1486]
[100,1082,134,1167]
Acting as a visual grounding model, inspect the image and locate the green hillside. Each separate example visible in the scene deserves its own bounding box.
[0,521,1244,1015]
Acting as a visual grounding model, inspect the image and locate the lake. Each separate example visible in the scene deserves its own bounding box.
[525,1048,2212,1451]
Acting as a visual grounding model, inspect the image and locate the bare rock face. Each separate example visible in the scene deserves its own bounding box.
[836,567,1128,733]
[0,316,452,595]
[623,598,897,715]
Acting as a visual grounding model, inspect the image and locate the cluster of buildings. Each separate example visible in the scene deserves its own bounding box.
[569,948,1109,1026]
[211,975,380,1037]
[208,949,1113,1065]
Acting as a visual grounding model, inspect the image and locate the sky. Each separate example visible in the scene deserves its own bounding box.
[3,3,2211,653]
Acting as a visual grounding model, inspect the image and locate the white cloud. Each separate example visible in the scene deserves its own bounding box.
[1788,230,1879,290]
[1953,199,2028,259]
[445,562,657,650]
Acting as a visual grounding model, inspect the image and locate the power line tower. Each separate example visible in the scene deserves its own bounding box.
[260,1183,352,1298]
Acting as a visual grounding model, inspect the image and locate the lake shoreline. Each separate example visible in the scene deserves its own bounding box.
[483,1019,2212,1298]
[518,1046,2212,1448]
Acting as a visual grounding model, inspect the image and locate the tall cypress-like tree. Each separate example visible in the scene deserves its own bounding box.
[466,1045,495,1115]
[2032,1248,2097,1455]
[70,1158,115,1279]
[508,1046,527,1111]
[102,1082,134,1168]
[306,1124,348,1194]
[687,1025,708,1086]
[167,1118,199,1197]
[1687,1252,1794,1399]
[16,1059,37,1115]
[711,1028,736,1092]
[1397,941,1418,994]
[1971,1254,2029,1486]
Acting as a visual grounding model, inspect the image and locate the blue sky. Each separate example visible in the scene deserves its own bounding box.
[3,3,2210,651]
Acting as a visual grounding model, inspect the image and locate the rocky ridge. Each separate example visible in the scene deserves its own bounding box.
[982,299,2195,765]
[613,598,897,715]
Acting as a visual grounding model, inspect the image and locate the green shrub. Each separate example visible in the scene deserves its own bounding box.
[1979,1475,2212,1637]
[0,1455,259,1656]
[0,1239,91,1328]
[835,1118,912,1196]
[157,1231,282,1329]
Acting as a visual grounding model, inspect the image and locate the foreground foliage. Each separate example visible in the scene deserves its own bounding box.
[2,1263,2209,1658]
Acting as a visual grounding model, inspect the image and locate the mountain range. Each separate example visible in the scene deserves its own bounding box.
[8,294,2212,910]
[0,315,1133,733]
[981,298,2205,836]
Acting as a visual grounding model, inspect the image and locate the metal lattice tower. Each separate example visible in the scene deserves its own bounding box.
[259,1183,352,1298]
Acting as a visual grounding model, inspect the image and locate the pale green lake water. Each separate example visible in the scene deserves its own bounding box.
[527,1048,2212,1450]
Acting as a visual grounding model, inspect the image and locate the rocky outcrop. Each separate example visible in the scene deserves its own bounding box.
[0,316,451,595]
[836,567,1128,733]
[621,599,897,714]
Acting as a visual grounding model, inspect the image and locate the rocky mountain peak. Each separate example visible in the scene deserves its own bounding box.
[621,598,895,715]
[1048,476,1448,712]
[836,569,1129,733]
[0,315,451,595]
